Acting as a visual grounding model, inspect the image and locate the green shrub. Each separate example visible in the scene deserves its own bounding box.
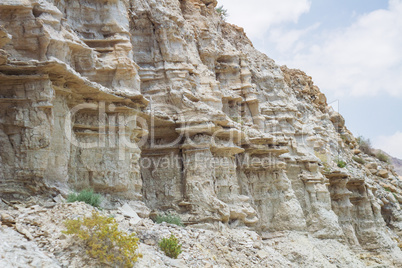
[216,5,228,20]
[67,189,102,208]
[159,234,182,259]
[376,152,390,163]
[384,187,391,192]
[63,212,141,267]
[357,136,374,156]
[352,156,365,165]
[155,213,183,227]
[337,159,347,168]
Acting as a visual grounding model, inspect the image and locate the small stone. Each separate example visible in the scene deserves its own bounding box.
[378,170,389,178]
[144,239,156,246]
[253,242,262,249]
[365,162,378,170]
[257,250,269,259]
[15,223,34,240]
[1,213,15,226]
[59,234,67,240]
[118,203,141,220]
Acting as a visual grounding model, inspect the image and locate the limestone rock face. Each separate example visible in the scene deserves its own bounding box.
[1,0,402,264]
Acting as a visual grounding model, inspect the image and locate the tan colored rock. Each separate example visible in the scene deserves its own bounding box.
[0,27,10,65]
[0,26,11,48]
[0,50,7,65]
[330,112,345,129]
[15,223,34,240]
[0,213,15,226]
[366,163,378,170]
[378,169,389,178]
[395,194,402,203]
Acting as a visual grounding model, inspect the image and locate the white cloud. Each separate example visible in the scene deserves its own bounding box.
[268,23,320,54]
[218,0,312,39]
[374,131,402,159]
[287,0,402,97]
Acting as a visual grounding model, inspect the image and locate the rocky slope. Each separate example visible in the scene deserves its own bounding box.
[1,0,402,266]
[0,199,377,267]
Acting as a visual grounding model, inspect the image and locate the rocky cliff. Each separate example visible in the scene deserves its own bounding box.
[1,0,402,266]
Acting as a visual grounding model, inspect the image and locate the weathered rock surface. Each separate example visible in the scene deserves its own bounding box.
[0,225,60,267]
[1,0,402,266]
[0,201,382,267]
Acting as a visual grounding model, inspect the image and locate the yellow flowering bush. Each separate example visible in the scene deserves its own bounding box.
[63,212,141,267]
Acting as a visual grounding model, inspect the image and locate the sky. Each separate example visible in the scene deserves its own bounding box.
[218,0,402,159]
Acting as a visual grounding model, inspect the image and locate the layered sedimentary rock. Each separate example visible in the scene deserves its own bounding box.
[1,0,402,263]
[0,0,148,200]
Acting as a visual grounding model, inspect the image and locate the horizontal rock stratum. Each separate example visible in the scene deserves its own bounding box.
[1,0,402,266]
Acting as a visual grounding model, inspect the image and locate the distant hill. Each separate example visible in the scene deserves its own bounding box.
[391,156,402,177]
